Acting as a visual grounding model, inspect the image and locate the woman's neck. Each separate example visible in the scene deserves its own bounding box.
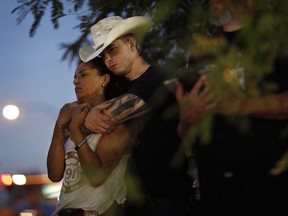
[83,95,106,107]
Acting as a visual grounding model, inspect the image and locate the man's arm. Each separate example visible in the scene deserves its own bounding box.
[216,92,288,119]
[84,94,149,134]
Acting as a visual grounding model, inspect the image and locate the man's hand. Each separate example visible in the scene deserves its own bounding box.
[176,75,218,137]
[84,102,118,134]
[176,75,217,125]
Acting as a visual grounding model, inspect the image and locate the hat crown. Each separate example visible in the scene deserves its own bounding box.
[90,16,123,49]
[80,16,151,63]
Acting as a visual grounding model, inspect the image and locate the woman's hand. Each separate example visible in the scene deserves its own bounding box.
[70,103,91,131]
[55,102,78,131]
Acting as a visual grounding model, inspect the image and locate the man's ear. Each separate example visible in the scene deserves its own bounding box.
[128,36,137,50]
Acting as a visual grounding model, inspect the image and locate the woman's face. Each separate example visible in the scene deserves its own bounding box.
[73,61,108,103]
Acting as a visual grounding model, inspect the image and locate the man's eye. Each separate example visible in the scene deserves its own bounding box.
[108,47,115,52]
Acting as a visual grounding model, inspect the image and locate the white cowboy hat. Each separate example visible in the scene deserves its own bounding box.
[79,16,152,62]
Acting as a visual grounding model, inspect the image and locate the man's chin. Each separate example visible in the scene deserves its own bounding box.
[209,11,232,26]
[113,70,126,76]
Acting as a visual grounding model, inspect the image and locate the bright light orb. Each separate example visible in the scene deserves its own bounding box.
[3,104,20,120]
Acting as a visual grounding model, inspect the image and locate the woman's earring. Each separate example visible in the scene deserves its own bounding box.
[101,84,105,87]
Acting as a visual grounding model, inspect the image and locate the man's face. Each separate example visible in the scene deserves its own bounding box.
[209,0,251,27]
[209,0,232,26]
[100,35,134,77]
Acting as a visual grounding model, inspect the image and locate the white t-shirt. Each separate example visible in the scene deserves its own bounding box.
[52,134,130,216]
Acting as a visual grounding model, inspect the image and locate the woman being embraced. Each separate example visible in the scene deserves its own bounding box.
[47,57,134,216]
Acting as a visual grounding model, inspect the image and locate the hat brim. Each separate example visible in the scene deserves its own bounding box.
[79,16,152,62]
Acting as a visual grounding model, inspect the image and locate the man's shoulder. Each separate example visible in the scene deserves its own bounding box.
[145,65,167,80]
[147,65,161,72]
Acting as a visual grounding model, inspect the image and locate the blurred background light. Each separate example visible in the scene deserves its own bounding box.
[1,174,12,186]
[12,174,26,185]
[41,182,62,199]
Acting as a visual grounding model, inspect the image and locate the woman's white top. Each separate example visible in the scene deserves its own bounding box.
[52,134,130,216]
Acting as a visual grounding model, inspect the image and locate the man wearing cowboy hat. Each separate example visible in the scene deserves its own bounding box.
[79,16,193,216]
